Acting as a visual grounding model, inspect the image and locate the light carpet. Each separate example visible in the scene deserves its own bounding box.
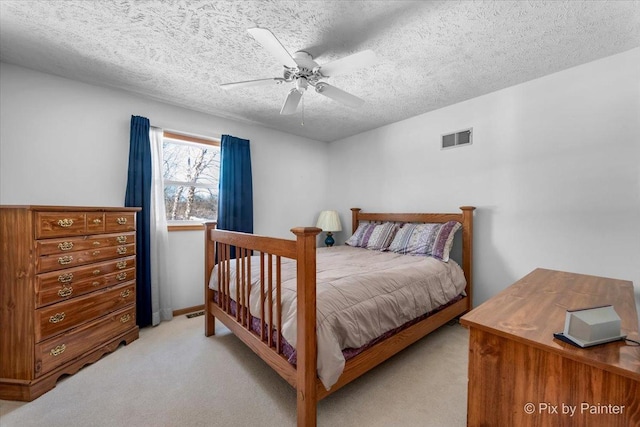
[0,314,468,426]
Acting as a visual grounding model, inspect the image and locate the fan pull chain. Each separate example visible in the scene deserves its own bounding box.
[301,94,304,126]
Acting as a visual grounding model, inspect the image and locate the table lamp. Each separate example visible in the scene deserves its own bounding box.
[316,210,342,247]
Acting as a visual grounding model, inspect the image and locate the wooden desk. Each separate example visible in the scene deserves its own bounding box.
[460,268,640,426]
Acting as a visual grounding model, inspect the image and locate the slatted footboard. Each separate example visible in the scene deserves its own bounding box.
[204,225,321,425]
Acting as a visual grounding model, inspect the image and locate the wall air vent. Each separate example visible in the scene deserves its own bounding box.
[442,128,472,149]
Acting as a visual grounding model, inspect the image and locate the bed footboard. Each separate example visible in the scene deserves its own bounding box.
[203,222,321,426]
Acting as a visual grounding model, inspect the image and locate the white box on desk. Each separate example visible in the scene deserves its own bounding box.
[563,305,626,347]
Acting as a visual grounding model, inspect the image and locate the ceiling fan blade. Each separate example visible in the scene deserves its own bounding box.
[319,50,377,77]
[315,83,364,108]
[219,78,283,90]
[280,89,303,115]
[247,27,298,68]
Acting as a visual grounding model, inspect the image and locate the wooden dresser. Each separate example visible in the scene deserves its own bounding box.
[461,268,640,427]
[0,205,141,401]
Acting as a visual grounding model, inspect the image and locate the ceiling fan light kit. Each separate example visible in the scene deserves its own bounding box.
[221,27,376,116]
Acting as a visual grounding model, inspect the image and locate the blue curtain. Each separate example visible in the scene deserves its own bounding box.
[124,115,153,327]
[218,135,253,255]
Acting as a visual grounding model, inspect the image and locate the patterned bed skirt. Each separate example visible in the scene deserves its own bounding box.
[213,291,464,366]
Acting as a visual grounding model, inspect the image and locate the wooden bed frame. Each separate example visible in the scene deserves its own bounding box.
[204,206,475,427]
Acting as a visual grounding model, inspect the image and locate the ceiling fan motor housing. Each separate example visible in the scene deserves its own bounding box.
[284,51,322,87]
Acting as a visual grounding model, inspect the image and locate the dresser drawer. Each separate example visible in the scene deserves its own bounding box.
[104,212,136,232]
[37,232,136,256]
[35,282,136,342]
[85,212,105,234]
[34,305,136,377]
[37,243,136,273]
[37,261,136,307]
[35,212,87,238]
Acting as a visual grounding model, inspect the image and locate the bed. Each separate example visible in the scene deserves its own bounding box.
[204,206,475,427]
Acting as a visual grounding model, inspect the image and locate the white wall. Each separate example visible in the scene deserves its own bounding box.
[327,48,640,315]
[0,62,329,310]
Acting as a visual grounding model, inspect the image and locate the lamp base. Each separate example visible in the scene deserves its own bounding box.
[324,232,335,247]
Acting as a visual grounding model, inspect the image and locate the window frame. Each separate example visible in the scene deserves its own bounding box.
[162,130,220,231]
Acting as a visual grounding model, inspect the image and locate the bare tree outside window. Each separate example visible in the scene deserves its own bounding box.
[162,134,220,222]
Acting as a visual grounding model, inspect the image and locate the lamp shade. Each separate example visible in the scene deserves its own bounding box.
[316,210,342,232]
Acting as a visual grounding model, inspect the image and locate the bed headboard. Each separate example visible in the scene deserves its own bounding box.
[350,206,476,307]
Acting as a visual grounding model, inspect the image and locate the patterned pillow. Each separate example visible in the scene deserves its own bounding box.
[345,222,399,250]
[388,221,461,261]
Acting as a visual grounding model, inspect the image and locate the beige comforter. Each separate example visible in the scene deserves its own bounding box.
[209,245,466,389]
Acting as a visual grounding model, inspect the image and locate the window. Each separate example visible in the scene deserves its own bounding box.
[162,131,220,224]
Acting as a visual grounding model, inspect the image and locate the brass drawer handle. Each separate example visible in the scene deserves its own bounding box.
[120,314,131,323]
[116,235,127,243]
[58,273,73,283]
[116,272,127,281]
[50,344,66,357]
[49,312,66,323]
[117,246,127,255]
[57,241,74,251]
[58,256,73,265]
[120,289,131,298]
[57,219,74,228]
[116,217,128,225]
[93,269,101,276]
[93,241,101,246]
[92,250,101,256]
[93,218,102,224]
[57,287,73,297]
[116,261,127,270]
[92,281,101,286]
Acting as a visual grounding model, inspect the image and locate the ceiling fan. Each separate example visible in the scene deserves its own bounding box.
[220,27,376,115]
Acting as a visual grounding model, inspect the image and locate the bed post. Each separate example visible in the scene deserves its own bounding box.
[204,221,217,337]
[290,226,322,427]
[459,206,475,310]
[351,208,361,234]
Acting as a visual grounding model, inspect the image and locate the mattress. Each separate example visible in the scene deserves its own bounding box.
[209,245,467,389]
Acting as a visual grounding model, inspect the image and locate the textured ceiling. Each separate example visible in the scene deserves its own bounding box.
[1,1,639,142]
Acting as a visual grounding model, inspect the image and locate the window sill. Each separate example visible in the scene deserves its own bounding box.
[167,223,205,232]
